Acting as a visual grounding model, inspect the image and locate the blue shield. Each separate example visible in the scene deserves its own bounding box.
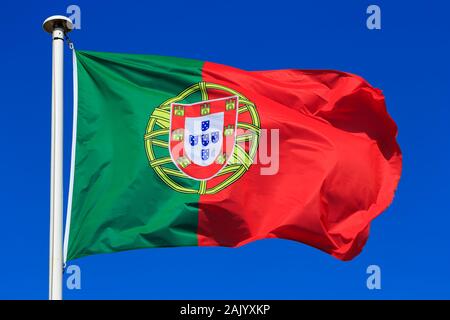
[201,120,210,132]
[201,149,209,161]
[201,133,209,146]
[189,135,198,146]
[211,131,220,144]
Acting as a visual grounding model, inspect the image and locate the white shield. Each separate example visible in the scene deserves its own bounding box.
[183,112,224,166]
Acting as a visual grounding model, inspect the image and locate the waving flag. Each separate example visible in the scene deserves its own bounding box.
[64,50,401,262]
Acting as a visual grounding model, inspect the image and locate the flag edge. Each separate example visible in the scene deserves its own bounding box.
[63,49,79,264]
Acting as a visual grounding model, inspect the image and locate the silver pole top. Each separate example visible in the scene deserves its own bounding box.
[43,15,73,33]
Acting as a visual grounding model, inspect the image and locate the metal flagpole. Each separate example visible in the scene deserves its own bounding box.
[43,15,73,300]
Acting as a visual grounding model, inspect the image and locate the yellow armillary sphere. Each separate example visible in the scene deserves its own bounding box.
[144,82,260,194]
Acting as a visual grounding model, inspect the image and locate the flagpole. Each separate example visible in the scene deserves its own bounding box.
[43,15,73,301]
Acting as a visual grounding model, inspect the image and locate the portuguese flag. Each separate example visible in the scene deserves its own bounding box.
[64,50,402,262]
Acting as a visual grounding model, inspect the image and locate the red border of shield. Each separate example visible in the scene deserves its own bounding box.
[169,96,239,180]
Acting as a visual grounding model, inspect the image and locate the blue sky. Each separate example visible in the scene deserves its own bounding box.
[0,0,449,299]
